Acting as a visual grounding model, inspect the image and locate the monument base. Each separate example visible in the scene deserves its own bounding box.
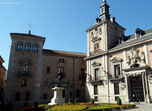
[48,87,65,105]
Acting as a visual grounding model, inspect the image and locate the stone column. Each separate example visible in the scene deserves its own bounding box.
[125,74,130,103]
[144,71,151,103]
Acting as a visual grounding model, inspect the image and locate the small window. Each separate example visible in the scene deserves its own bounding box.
[22,79,27,87]
[114,83,119,95]
[94,68,99,81]
[46,67,50,73]
[114,64,120,78]
[43,93,47,99]
[25,43,31,51]
[25,91,30,100]
[15,92,21,101]
[59,58,64,63]
[94,85,98,95]
[17,42,23,51]
[32,44,38,52]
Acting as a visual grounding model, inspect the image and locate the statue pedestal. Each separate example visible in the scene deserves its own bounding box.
[48,87,65,105]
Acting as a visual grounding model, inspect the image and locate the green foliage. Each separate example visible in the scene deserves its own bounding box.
[117,97,122,105]
[68,98,72,105]
[90,98,94,104]
[74,98,78,104]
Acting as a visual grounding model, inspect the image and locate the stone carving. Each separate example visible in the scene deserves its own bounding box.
[99,28,102,35]
[140,51,145,63]
[126,54,131,65]
[131,48,140,64]
[91,32,94,38]
[126,48,146,68]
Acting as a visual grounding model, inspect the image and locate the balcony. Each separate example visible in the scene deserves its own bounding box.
[109,75,124,82]
[16,71,32,78]
[90,49,103,56]
[90,76,103,85]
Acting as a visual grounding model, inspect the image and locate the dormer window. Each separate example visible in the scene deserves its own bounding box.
[32,44,38,52]
[17,42,23,51]
[25,43,31,51]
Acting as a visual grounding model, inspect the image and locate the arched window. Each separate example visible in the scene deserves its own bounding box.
[17,42,23,51]
[25,43,31,51]
[32,44,38,52]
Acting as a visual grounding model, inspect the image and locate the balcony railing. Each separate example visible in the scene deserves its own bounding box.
[90,49,103,56]
[16,71,32,78]
[90,76,103,85]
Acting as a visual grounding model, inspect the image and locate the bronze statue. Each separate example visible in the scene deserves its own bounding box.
[56,70,64,87]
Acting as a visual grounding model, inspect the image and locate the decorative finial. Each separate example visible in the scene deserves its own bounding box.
[28,23,31,35]
[103,0,106,3]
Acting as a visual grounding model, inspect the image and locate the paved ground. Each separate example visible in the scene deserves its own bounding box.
[121,103,152,111]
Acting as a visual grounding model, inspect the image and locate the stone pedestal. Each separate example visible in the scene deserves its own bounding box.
[48,87,65,105]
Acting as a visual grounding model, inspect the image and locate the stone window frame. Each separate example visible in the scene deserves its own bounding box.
[58,58,65,63]
[111,57,123,79]
[25,43,31,51]
[114,82,120,95]
[92,62,101,81]
[94,85,98,95]
[17,42,23,51]
[32,44,38,52]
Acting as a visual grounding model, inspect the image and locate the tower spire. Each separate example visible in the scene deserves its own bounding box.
[100,0,110,20]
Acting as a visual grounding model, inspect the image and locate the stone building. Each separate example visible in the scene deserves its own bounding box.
[5,33,86,106]
[0,56,6,102]
[86,0,152,103]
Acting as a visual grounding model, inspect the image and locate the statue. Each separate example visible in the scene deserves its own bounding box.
[126,54,131,65]
[56,70,64,87]
[140,51,145,63]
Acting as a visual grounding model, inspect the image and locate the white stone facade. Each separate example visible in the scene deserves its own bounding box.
[86,0,152,104]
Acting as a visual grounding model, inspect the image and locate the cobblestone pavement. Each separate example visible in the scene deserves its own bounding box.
[113,103,152,111]
[124,103,152,111]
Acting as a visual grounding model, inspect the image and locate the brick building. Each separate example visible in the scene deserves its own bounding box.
[5,33,86,106]
[0,56,6,103]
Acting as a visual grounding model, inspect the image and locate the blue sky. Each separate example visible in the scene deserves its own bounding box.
[0,0,152,69]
